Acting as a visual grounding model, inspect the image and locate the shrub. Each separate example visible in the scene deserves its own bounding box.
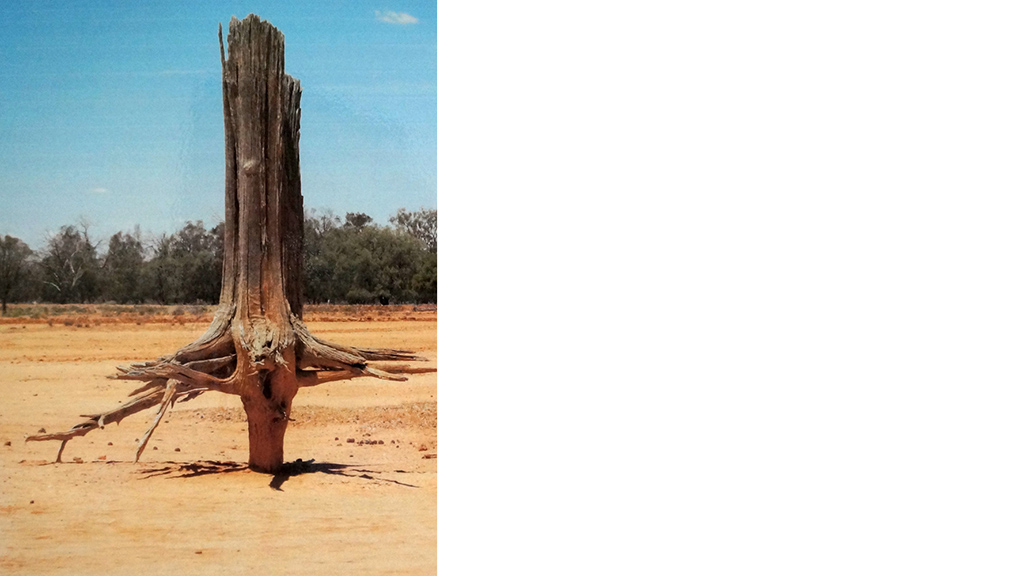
[344,288,375,305]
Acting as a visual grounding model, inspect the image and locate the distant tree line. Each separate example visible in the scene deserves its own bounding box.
[0,208,436,313]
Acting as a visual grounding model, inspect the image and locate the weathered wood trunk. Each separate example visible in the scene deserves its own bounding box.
[219,15,304,472]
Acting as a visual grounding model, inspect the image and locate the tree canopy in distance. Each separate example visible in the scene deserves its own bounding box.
[0,235,32,315]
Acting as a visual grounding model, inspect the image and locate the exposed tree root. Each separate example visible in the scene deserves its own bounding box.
[112,359,237,394]
[26,310,426,463]
[292,316,424,366]
[370,363,438,375]
[136,380,178,461]
[165,304,237,363]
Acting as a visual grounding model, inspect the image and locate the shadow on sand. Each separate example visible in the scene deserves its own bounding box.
[137,459,419,490]
[138,460,249,479]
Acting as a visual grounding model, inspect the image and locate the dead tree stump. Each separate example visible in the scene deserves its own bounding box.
[26,14,423,473]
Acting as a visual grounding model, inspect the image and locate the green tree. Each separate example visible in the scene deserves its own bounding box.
[101,229,145,303]
[140,234,176,304]
[40,225,100,303]
[389,207,437,253]
[344,212,373,229]
[0,235,33,314]
[301,208,437,304]
[411,251,437,303]
[303,209,341,303]
[138,222,222,304]
[170,221,221,303]
[321,224,426,304]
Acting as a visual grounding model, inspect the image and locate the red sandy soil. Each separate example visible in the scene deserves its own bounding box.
[0,309,436,575]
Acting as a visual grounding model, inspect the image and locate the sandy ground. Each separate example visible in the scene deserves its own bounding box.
[0,313,436,575]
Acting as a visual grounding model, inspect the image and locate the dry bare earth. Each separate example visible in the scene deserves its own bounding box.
[0,307,436,575]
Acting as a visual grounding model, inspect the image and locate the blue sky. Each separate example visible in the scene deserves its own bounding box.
[0,0,436,250]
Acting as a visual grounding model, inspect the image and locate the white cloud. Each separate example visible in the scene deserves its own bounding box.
[375,10,418,25]
[89,187,110,194]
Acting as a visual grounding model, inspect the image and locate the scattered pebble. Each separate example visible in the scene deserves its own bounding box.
[346,438,355,443]
[174,448,181,452]
[334,437,339,441]
[4,441,10,447]
[107,442,113,446]
[152,446,158,450]
[73,457,83,463]
[37,428,45,434]
[29,500,34,504]
[422,454,437,459]
[418,445,428,451]
[97,455,106,460]
[195,550,202,555]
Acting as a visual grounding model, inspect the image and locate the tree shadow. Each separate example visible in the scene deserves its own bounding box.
[136,458,419,490]
[138,460,249,479]
[269,459,419,491]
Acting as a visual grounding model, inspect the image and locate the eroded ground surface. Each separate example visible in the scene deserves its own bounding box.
[0,310,436,575]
